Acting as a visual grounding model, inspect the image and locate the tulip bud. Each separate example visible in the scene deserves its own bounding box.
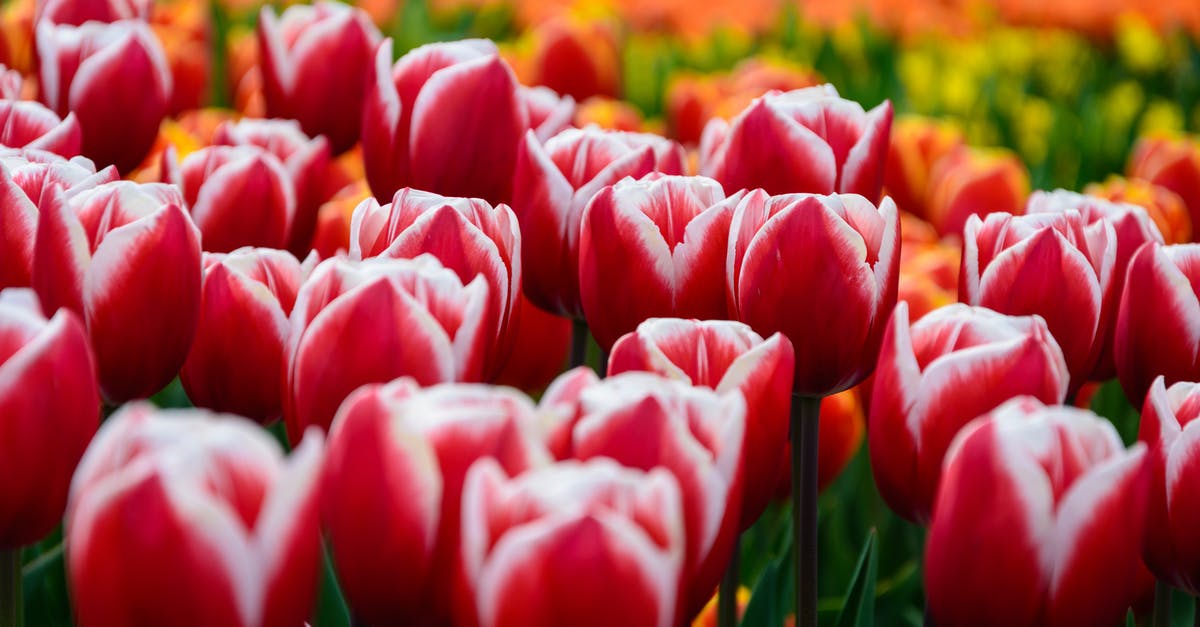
[513,126,685,317]
[283,255,491,441]
[579,176,743,350]
[320,379,549,626]
[869,302,1069,523]
[0,100,81,158]
[35,0,149,25]
[517,17,620,101]
[1086,175,1192,244]
[728,191,900,396]
[608,318,793,529]
[257,1,381,154]
[960,210,1116,395]
[67,403,325,627]
[521,85,576,142]
[0,149,117,289]
[361,38,527,204]
[349,187,520,378]
[492,292,572,393]
[925,398,1151,627]
[0,288,97,547]
[37,19,171,173]
[925,147,1029,237]
[1128,134,1200,234]
[700,85,892,200]
[32,181,201,403]
[883,115,965,218]
[181,248,306,423]
[460,458,685,627]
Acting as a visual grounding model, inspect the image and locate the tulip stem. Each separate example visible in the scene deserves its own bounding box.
[718,537,740,627]
[1153,582,1171,627]
[0,548,21,627]
[570,318,589,370]
[792,394,821,627]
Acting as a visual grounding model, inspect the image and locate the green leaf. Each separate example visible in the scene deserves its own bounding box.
[1089,380,1140,446]
[314,542,350,627]
[740,532,795,627]
[23,535,72,627]
[836,530,878,627]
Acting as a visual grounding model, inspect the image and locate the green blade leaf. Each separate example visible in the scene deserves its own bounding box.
[835,529,878,627]
[741,532,795,627]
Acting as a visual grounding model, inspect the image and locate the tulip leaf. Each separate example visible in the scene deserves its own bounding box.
[740,532,794,627]
[314,543,350,627]
[1089,380,1140,446]
[835,530,878,627]
[22,531,72,627]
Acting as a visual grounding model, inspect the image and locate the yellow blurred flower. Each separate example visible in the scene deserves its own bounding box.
[1115,13,1166,73]
[1139,99,1186,136]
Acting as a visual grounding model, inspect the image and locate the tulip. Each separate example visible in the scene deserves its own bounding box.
[35,0,149,25]
[897,239,959,322]
[925,146,1029,237]
[1114,242,1200,405]
[563,372,746,619]
[700,85,892,200]
[282,255,490,442]
[181,248,306,424]
[0,288,97,548]
[0,100,81,158]
[361,38,527,204]
[517,17,620,101]
[349,187,519,378]
[539,365,601,460]
[925,397,1151,627]
[522,85,576,142]
[320,379,549,626]
[151,0,210,116]
[1128,134,1200,234]
[168,145,296,252]
[1086,175,1192,245]
[0,149,117,289]
[513,126,685,318]
[492,293,572,393]
[960,210,1116,395]
[32,181,201,403]
[575,96,651,133]
[607,317,793,529]
[67,403,325,627]
[213,118,333,256]
[0,64,22,99]
[460,458,686,627]
[883,115,965,218]
[37,19,171,173]
[257,1,381,154]
[868,302,1069,523]
[579,176,744,350]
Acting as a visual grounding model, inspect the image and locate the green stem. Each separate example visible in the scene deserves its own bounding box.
[792,395,821,627]
[718,537,740,627]
[1153,581,1171,627]
[0,548,22,627]
[569,318,589,371]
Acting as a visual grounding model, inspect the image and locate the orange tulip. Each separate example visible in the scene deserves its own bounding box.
[926,146,1029,237]
[1127,134,1200,240]
[885,116,966,219]
[1086,176,1191,244]
[515,17,621,101]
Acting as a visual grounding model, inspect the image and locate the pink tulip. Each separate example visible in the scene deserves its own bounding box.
[0,100,81,157]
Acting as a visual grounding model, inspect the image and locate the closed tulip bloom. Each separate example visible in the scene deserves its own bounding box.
[869,302,1069,523]
[37,19,171,174]
[282,255,490,441]
[67,403,325,627]
[460,459,685,627]
[883,115,965,218]
[960,210,1116,395]
[925,146,1030,237]
[32,181,201,403]
[539,365,601,460]
[0,100,81,157]
[608,317,793,528]
[1114,242,1200,405]
[213,118,333,255]
[257,1,381,154]
[361,38,527,204]
[700,84,892,200]
[519,17,620,102]
[566,372,746,619]
[492,293,572,393]
[0,150,117,289]
[925,398,1151,627]
[522,85,576,142]
[320,379,549,626]
[1128,134,1200,233]
[35,0,149,25]
[181,248,306,424]
[171,145,296,253]
[0,288,97,547]
[513,126,685,317]
[728,191,900,396]
[349,187,520,378]
[1086,175,1192,245]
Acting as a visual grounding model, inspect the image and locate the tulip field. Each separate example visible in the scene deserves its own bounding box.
[5,0,1200,625]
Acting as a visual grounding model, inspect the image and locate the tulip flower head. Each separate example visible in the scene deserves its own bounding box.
[0,100,81,158]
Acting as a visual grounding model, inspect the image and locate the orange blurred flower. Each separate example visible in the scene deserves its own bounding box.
[574,96,654,132]
[1086,175,1192,244]
[692,586,752,627]
[774,386,866,497]
[507,16,621,101]
[1,0,35,77]
[926,146,1029,237]
[127,108,239,181]
[151,0,211,115]
[1128,134,1200,240]
[885,115,966,219]
[899,240,960,322]
[311,179,370,259]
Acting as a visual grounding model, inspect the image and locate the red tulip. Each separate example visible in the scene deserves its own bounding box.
[257,1,381,154]
[728,191,900,396]
[181,248,307,424]
[869,302,1069,523]
[320,379,549,627]
[460,458,685,627]
[565,372,745,620]
[492,292,572,393]
[960,210,1116,395]
[608,317,793,529]
[67,403,325,627]
[1128,134,1200,235]
[1139,376,1200,595]
[1114,242,1200,405]
[0,149,117,289]
[522,85,576,142]
[700,85,892,199]
[37,19,171,174]
[32,181,201,403]
[513,126,685,317]
[0,100,81,157]
[579,175,744,350]
[539,365,601,460]
[925,397,1151,627]
[213,118,333,255]
[361,38,526,204]
[0,288,97,547]
[282,255,490,442]
[35,0,149,26]
[169,145,296,253]
[349,187,520,378]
